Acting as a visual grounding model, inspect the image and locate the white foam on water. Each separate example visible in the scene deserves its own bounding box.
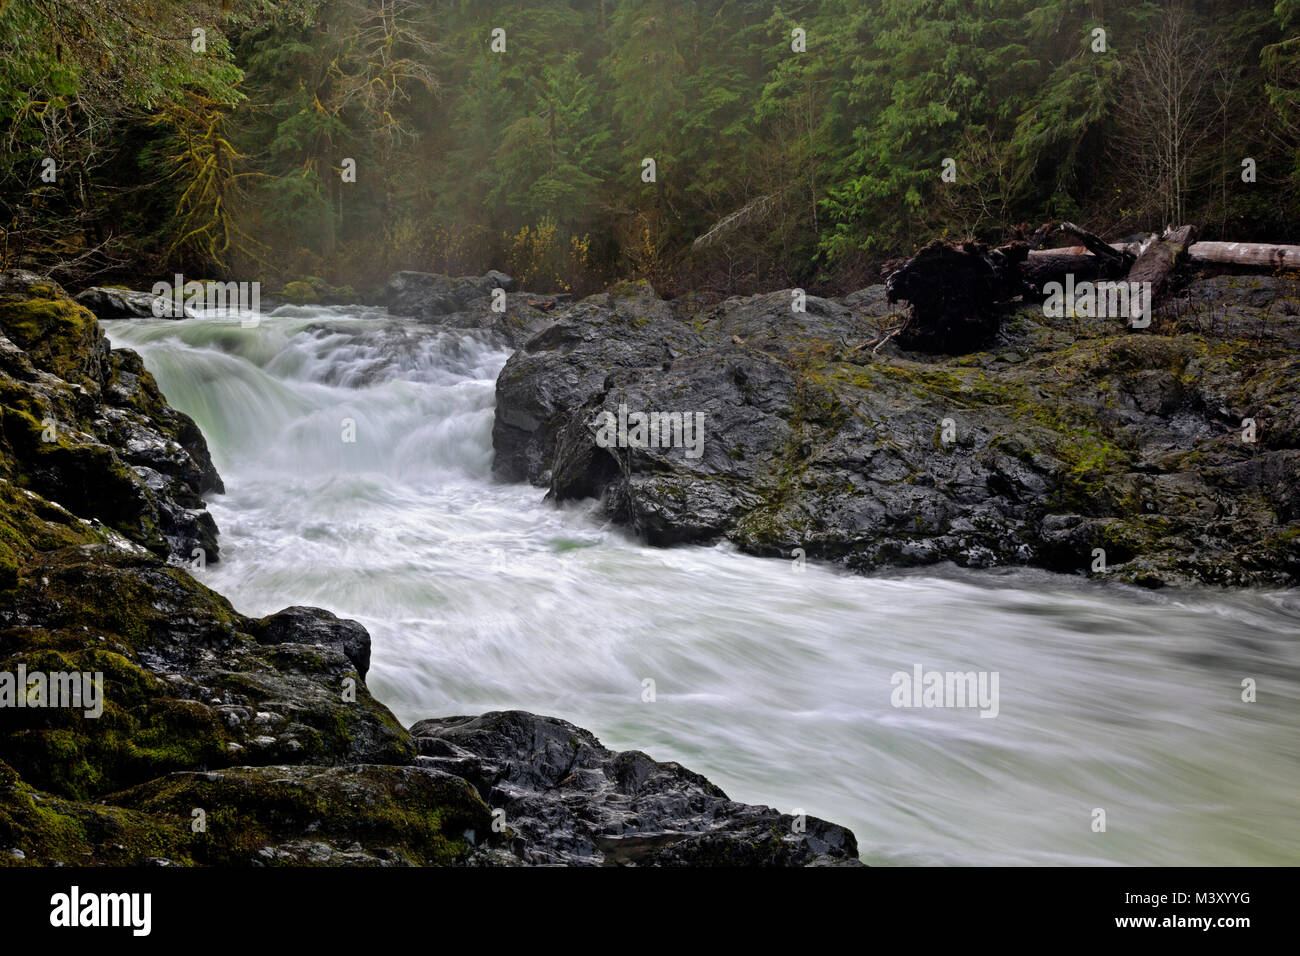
[106,308,1300,865]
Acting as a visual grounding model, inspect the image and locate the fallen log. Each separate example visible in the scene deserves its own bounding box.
[1127,225,1198,305]
[882,224,1298,354]
[1029,238,1300,268]
[1020,252,1121,293]
[1186,241,1300,269]
[884,231,1135,352]
[1059,221,1133,266]
[1030,243,1140,257]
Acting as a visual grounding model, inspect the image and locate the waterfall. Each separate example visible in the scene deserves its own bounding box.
[106,306,1300,866]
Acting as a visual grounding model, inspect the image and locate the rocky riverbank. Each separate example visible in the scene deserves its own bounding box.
[0,270,860,866]
[490,276,1299,588]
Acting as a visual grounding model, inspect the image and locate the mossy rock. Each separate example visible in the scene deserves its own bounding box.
[105,764,494,865]
[279,280,324,304]
[608,278,657,299]
[0,297,106,387]
[0,758,194,865]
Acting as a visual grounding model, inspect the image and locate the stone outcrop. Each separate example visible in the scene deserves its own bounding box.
[383,270,562,347]
[495,276,1300,588]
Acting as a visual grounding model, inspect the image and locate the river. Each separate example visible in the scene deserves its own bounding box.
[105,305,1300,866]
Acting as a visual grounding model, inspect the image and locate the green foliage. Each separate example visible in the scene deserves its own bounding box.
[1,0,1298,291]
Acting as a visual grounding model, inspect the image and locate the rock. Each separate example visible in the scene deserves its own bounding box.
[103,764,494,865]
[74,286,185,320]
[839,284,899,318]
[383,270,514,318]
[274,277,357,306]
[498,277,1300,587]
[379,271,551,347]
[1171,275,1300,349]
[0,547,415,801]
[493,281,705,484]
[411,711,862,866]
[250,606,372,678]
[0,271,222,562]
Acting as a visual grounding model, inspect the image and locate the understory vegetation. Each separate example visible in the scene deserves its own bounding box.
[2,0,1298,296]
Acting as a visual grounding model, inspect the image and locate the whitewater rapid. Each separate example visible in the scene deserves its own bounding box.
[105,306,1300,866]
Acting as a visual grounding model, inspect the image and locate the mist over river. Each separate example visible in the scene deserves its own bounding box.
[105,306,1300,866]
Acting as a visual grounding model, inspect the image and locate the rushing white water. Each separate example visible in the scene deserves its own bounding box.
[106,306,1300,866]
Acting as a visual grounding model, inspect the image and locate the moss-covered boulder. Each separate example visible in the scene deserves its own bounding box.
[275,276,357,306]
[104,764,494,865]
[0,270,222,562]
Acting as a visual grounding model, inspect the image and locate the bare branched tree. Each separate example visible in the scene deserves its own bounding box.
[326,0,443,151]
[1115,4,1221,226]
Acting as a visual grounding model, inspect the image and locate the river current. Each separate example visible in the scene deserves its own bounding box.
[106,306,1300,865]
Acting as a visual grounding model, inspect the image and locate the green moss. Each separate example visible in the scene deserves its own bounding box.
[279,280,321,304]
[0,297,102,386]
[607,278,655,299]
[0,642,237,800]
[0,760,195,865]
[105,766,490,865]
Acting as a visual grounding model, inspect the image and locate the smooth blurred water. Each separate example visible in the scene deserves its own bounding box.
[106,306,1300,866]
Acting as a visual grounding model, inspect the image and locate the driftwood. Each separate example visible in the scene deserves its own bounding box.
[1059,221,1134,267]
[1127,224,1198,303]
[1187,241,1300,269]
[1030,238,1300,268]
[883,223,1207,353]
[1020,252,1115,292]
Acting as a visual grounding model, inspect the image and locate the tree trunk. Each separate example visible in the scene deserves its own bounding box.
[1019,252,1112,293]
[1127,224,1198,303]
[1029,239,1300,267]
[1187,241,1300,269]
[1059,222,1132,265]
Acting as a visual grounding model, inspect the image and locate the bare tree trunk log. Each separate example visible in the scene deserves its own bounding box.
[1019,253,1110,292]
[1029,243,1141,258]
[1186,241,1300,269]
[1029,239,1300,267]
[1059,222,1132,265]
[1128,224,1198,303]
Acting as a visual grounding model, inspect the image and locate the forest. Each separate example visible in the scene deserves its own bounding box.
[2,0,1299,297]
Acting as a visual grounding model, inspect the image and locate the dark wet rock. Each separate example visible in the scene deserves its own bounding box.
[383,270,515,318]
[381,271,556,348]
[1171,274,1300,349]
[498,277,1300,588]
[493,281,705,485]
[250,606,372,678]
[427,292,568,349]
[74,286,178,320]
[0,547,415,801]
[411,711,862,866]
